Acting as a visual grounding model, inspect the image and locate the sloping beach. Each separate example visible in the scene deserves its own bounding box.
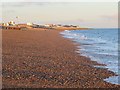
[2,29,119,88]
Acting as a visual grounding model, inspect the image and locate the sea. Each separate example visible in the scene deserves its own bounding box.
[60,28,120,85]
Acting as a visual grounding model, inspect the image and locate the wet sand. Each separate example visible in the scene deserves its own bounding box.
[2,29,119,88]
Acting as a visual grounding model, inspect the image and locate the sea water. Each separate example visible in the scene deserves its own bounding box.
[60,28,120,85]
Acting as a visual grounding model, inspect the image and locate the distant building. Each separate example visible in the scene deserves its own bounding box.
[27,23,33,26]
[44,24,55,27]
[2,26,21,30]
[76,25,80,28]
[2,21,16,26]
[2,23,9,26]
[63,25,71,27]
[18,24,32,29]
[8,21,16,26]
[44,24,50,27]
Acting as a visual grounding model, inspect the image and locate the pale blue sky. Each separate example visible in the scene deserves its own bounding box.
[1,2,118,28]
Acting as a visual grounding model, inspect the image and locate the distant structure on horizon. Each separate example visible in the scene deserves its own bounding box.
[0,21,84,30]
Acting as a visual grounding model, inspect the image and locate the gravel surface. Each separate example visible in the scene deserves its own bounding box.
[2,30,120,88]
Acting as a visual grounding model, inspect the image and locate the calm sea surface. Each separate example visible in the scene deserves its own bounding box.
[60,28,120,85]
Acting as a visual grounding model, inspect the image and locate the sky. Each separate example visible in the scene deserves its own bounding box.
[0,0,118,28]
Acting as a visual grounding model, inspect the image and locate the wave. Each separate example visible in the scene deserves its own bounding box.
[60,29,119,84]
[60,29,118,55]
[61,30,88,40]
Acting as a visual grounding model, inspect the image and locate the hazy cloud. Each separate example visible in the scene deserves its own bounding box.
[2,2,48,8]
[76,19,85,22]
[101,14,118,21]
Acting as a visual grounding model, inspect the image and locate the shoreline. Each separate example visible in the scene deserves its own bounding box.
[2,29,119,88]
[60,29,119,85]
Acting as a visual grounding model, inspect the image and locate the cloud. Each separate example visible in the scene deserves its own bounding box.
[76,18,85,22]
[2,2,49,8]
[100,14,118,21]
[62,18,85,23]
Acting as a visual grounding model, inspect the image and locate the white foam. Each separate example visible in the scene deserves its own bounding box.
[60,29,119,85]
[104,76,120,85]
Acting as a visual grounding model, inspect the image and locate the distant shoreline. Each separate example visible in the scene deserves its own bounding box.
[2,28,92,31]
[1,22,90,31]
